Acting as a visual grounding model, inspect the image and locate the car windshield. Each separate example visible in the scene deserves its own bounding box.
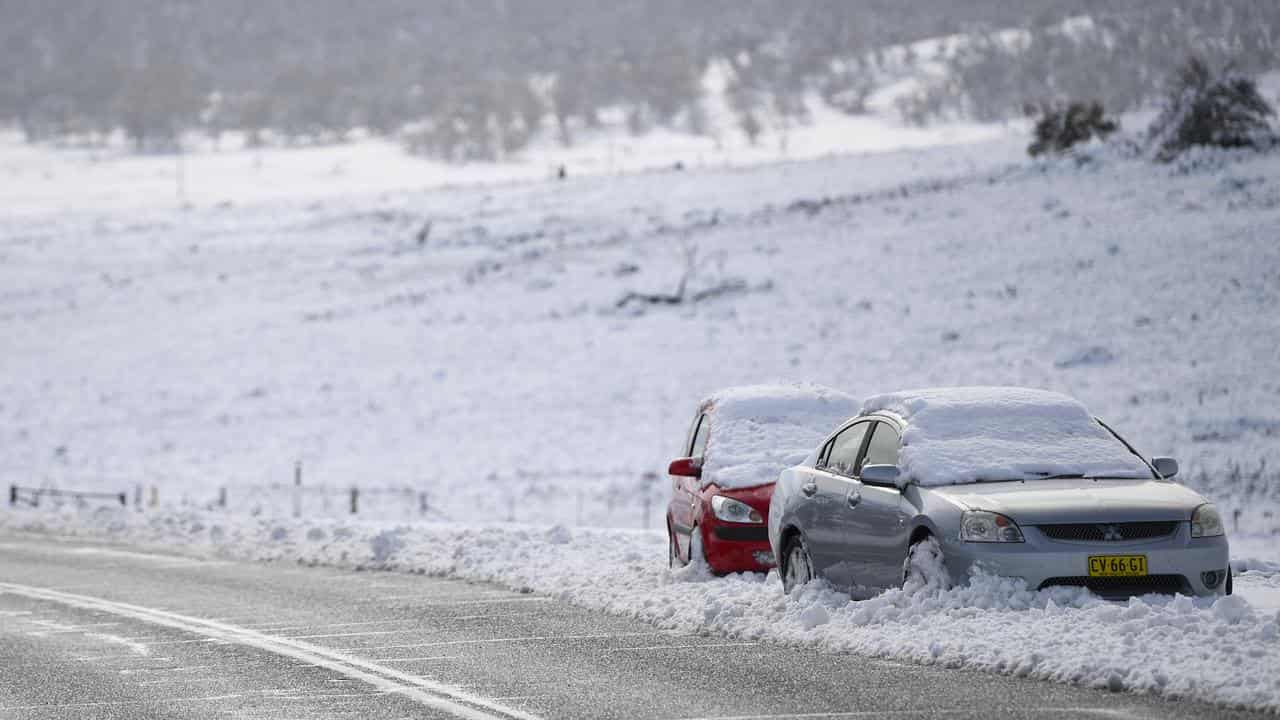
[859,388,1155,487]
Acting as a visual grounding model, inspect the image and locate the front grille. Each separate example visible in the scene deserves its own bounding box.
[1039,575,1191,598]
[1036,521,1179,542]
[712,526,769,542]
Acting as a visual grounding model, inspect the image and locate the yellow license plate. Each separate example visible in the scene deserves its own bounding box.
[1088,555,1148,577]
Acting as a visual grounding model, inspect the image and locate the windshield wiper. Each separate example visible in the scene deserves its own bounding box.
[1025,472,1141,480]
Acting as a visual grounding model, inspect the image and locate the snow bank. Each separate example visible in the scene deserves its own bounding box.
[700,384,858,489]
[862,387,1153,486]
[5,506,1279,713]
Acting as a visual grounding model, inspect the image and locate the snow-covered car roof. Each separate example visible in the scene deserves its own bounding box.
[860,386,1153,487]
[700,383,859,489]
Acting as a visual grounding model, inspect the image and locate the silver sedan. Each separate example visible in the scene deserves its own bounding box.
[767,388,1231,600]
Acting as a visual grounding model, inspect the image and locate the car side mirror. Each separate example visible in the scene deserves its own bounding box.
[861,464,901,486]
[668,457,702,478]
[1151,456,1178,479]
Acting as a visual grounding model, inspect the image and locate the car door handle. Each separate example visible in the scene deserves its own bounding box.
[801,481,818,497]
[846,490,862,508]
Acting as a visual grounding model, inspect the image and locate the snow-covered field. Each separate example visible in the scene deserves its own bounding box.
[4,131,1278,529]
[4,123,1280,710]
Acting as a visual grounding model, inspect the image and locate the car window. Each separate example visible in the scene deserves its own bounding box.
[859,422,900,475]
[824,422,869,476]
[689,414,710,459]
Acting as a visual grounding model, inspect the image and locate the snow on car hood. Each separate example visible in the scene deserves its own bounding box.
[701,383,858,490]
[861,386,1153,487]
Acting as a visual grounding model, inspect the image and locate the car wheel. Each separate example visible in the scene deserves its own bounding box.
[668,529,680,568]
[781,534,813,594]
[903,535,949,591]
[1226,565,1233,596]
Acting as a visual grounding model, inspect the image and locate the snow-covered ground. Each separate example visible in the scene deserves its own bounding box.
[4,132,1278,530]
[4,114,1280,710]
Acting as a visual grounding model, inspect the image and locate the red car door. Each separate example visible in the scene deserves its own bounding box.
[669,412,710,560]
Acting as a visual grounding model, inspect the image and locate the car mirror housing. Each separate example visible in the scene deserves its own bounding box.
[1151,456,1178,479]
[668,457,702,478]
[861,464,901,486]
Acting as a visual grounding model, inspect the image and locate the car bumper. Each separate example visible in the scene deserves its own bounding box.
[702,522,774,574]
[938,525,1230,598]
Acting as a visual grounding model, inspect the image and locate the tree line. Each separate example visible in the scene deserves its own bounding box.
[1,1,1273,161]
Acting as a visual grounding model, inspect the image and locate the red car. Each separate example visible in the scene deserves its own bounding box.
[666,384,859,574]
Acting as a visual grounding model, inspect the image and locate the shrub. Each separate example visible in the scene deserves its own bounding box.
[1148,57,1276,162]
[1027,101,1118,156]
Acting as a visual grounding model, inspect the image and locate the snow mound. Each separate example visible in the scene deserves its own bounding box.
[700,384,859,489]
[8,506,1280,713]
[860,387,1152,486]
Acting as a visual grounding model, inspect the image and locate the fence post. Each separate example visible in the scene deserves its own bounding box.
[9,485,15,507]
[419,492,428,516]
[117,492,126,507]
[293,461,302,518]
[218,487,227,509]
[149,486,158,508]
[350,487,359,515]
[1234,508,1242,533]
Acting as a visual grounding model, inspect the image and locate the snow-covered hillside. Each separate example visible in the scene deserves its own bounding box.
[5,132,1279,532]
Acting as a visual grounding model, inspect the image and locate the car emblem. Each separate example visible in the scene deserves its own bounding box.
[1099,524,1124,541]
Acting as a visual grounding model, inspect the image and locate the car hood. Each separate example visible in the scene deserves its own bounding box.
[927,478,1207,524]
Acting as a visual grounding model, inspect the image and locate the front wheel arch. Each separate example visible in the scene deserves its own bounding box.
[776,526,802,578]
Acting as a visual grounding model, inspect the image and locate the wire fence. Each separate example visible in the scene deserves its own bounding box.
[7,462,1279,534]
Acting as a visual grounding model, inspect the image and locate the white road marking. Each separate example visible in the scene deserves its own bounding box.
[146,637,220,646]
[375,656,460,663]
[605,642,758,652]
[86,631,151,655]
[364,631,661,650]
[65,547,229,566]
[0,582,542,720]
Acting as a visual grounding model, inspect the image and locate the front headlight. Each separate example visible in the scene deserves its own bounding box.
[710,495,763,524]
[1191,504,1225,538]
[960,510,1025,543]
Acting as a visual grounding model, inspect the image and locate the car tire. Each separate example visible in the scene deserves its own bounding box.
[781,534,813,594]
[668,529,680,568]
[903,535,949,591]
[1226,565,1233,596]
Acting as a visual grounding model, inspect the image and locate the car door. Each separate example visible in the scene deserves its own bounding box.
[801,421,871,591]
[670,411,710,560]
[841,421,911,590]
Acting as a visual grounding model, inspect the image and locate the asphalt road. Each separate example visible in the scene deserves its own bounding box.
[0,534,1264,720]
